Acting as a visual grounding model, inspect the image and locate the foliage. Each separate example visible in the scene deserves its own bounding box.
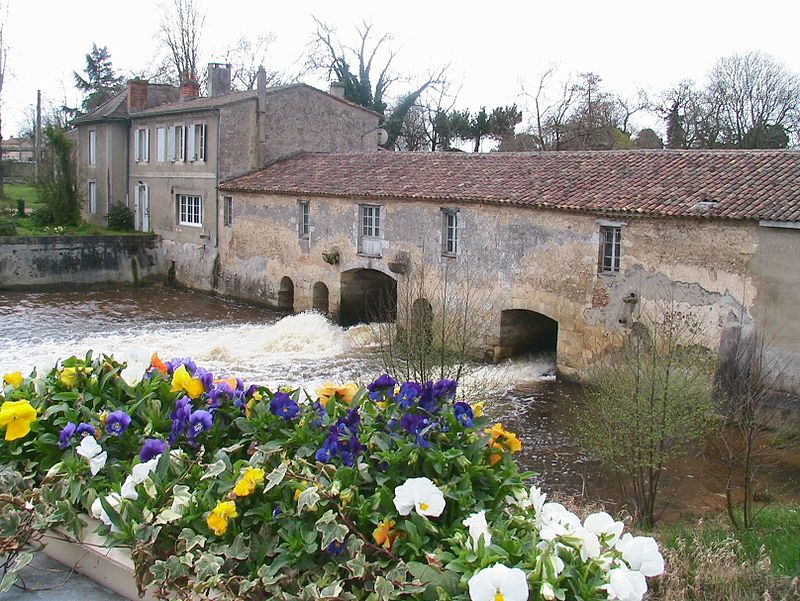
[107,202,135,231]
[0,354,664,600]
[36,127,80,226]
[0,217,14,235]
[29,205,54,227]
[576,308,716,527]
[73,44,125,113]
[450,105,522,153]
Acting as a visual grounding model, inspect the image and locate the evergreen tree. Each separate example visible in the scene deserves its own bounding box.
[665,101,686,149]
[74,44,125,113]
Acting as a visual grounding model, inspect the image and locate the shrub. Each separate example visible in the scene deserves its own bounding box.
[0,217,16,235]
[107,202,134,230]
[0,355,665,600]
[30,205,54,227]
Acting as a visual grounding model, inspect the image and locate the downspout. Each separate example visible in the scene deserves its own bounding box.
[214,108,220,249]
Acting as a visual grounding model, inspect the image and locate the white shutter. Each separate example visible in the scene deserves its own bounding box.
[134,130,140,162]
[167,126,175,161]
[144,128,150,162]
[188,124,196,161]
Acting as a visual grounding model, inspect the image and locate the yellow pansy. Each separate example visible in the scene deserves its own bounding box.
[485,423,522,466]
[3,371,24,389]
[170,365,205,399]
[233,467,265,497]
[0,399,37,441]
[472,401,485,418]
[373,518,398,550]
[207,500,238,536]
[60,367,78,387]
[316,382,359,407]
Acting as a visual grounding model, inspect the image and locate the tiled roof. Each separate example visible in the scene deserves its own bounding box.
[220,150,800,222]
[73,84,181,124]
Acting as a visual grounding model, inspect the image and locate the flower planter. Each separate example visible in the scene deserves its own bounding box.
[41,516,156,601]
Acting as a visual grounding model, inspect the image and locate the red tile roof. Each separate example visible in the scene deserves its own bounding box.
[220,150,800,222]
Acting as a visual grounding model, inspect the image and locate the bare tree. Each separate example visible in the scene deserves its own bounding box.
[307,17,447,149]
[222,34,300,91]
[0,1,8,198]
[520,66,576,150]
[158,0,205,82]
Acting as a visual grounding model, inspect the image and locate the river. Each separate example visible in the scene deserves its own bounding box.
[3,285,797,521]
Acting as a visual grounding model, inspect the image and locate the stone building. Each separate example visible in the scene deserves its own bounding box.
[217,150,800,380]
[72,64,381,281]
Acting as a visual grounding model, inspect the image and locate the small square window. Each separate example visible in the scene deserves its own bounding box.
[177,194,202,227]
[599,226,622,274]
[442,208,459,255]
[299,200,310,239]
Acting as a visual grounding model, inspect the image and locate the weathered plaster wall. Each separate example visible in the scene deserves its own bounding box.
[215,193,762,377]
[77,121,130,226]
[0,235,162,288]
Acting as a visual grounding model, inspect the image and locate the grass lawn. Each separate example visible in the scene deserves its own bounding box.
[1,183,41,210]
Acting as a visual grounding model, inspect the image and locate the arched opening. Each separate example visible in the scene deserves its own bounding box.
[278,276,294,312]
[410,298,434,350]
[340,268,397,326]
[498,309,558,360]
[313,282,329,315]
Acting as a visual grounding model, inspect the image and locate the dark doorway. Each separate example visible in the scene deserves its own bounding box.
[313,282,329,314]
[278,276,294,312]
[340,269,397,326]
[499,309,558,358]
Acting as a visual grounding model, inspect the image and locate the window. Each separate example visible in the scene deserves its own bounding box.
[177,194,202,227]
[174,125,186,162]
[223,196,233,227]
[359,204,382,256]
[134,128,150,162]
[167,126,176,160]
[156,127,166,162]
[188,123,206,161]
[298,200,310,238]
[88,130,96,166]
[600,226,622,273]
[442,208,459,255]
[88,181,97,214]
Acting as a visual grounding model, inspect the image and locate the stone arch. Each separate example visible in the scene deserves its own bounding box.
[278,276,294,312]
[340,268,397,327]
[313,281,330,315]
[497,309,559,360]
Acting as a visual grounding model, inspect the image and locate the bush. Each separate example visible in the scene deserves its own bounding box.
[0,355,665,600]
[30,205,54,227]
[107,202,134,230]
[0,217,16,235]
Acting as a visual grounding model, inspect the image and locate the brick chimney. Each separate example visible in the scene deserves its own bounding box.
[329,81,345,98]
[208,62,232,97]
[127,79,149,111]
[180,79,201,100]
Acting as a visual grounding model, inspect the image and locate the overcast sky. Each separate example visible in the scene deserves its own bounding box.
[4,0,800,139]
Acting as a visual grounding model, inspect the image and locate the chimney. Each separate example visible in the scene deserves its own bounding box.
[208,62,232,97]
[329,81,345,98]
[127,79,149,111]
[180,79,201,100]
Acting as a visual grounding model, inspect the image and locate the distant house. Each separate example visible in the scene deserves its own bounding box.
[2,136,35,162]
[72,63,381,280]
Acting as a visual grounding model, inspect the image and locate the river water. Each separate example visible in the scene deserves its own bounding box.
[4,285,797,520]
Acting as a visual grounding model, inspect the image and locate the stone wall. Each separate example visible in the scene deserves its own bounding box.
[0,235,162,288]
[214,192,776,378]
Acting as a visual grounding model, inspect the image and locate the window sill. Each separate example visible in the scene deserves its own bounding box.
[442,252,458,259]
[178,223,203,228]
[597,270,619,278]
[357,252,382,259]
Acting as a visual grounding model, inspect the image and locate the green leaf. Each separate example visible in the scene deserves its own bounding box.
[0,571,17,593]
[224,533,250,560]
[264,462,288,493]
[12,551,34,573]
[178,528,207,552]
[375,576,394,600]
[201,459,227,481]
[194,554,224,580]
[297,486,320,515]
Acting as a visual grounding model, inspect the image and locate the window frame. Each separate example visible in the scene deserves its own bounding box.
[88,130,96,166]
[88,180,97,214]
[298,200,310,239]
[175,125,186,162]
[177,194,203,227]
[358,204,383,257]
[192,123,206,162]
[223,196,233,227]
[442,208,459,256]
[156,126,166,162]
[134,127,150,163]
[599,225,622,274]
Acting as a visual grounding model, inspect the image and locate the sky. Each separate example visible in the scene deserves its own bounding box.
[3,0,800,139]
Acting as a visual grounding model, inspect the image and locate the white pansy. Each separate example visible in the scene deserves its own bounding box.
[541,582,557,600]
[602,566,647,601]
[617,534,665,577]
[462,510,492,550]
[393,477,446,517]
[529,485,547,514]
[536,502,581,541]
[120,457,161,500]
[91,493,122,532]
[584,512,625,547]
[76,436,107,476]
[467,563,529,601]
[571,526,601,561]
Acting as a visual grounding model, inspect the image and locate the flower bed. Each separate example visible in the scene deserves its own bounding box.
[1,355,663,600]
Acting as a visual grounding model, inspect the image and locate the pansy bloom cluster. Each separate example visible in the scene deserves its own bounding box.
[0,354,663,601]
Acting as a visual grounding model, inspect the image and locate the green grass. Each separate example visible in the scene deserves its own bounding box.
[659,504,800,577]
[1,183,41,210]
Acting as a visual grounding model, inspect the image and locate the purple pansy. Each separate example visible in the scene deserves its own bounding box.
[140,438,168,462]
[453,401,474,428]
[169,396,192,443]
[270,392,300,420]
[59,422,77,449]
[395,381,423,409]
[106,410,132,436]
[75,422,96,437]
[188,409,213,438]
[326,539,347,556]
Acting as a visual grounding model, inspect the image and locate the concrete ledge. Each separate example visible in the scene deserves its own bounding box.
[40,517,156,601]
